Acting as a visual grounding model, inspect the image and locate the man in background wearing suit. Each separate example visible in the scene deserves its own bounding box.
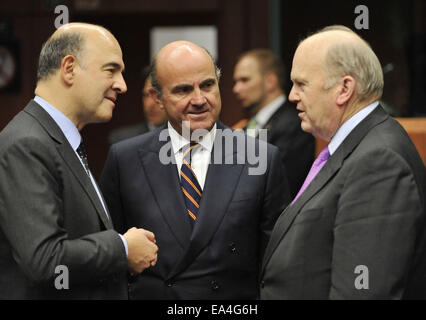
[0,23,158,299]
[100,41,290,299]
[233,49,315,198]
[261,25,426,299]
[108,65,167,144]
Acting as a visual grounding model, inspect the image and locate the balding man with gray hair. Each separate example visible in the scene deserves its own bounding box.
[260,25,426,299]
[0,23,158,299]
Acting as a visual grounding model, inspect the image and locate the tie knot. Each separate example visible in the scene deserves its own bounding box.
[314,146,330,166]
[182,142,199,162]
[246,118,257,129]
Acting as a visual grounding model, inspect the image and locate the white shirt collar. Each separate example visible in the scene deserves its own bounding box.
[168,122,217,155]
[254,95,286,128]
[34,95,81,151]
[328,101,379,155]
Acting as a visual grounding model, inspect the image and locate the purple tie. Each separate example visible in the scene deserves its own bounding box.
[291,146,330,205]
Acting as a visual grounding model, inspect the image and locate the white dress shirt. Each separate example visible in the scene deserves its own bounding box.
[168,122,216,189]
[328,101,379,156]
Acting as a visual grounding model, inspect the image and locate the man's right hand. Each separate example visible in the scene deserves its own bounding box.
[123,227,158,274]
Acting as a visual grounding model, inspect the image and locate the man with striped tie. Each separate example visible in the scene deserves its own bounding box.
[100,40,290,299]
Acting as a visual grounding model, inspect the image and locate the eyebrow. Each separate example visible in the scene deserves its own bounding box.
[200,78,216,86]
[172,84,193,93]
[102,62,125,72]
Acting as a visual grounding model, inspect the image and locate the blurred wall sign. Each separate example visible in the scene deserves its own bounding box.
[0,42,21,93]
[75,0,100,11]
[150,26,218,61]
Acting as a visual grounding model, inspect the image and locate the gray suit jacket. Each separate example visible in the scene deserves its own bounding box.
[0,100,128,299]
[260,105,426,299]
[100,122,290,299]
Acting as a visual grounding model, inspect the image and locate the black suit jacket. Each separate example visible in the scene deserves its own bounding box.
[100,122,290,299]
[108,122,150,145]
[246,99,315,198]
[260,105,426,299]
[0,101,128,299]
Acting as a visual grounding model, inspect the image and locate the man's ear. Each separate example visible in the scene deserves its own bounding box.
[61,55,77,86]
[336,75,356,106]
[149,88,164,108]
[264,72,279,92]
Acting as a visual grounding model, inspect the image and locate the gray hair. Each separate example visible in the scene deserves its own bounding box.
[312,25,384,102]
[37,32,85,82]
[150,46,221,100]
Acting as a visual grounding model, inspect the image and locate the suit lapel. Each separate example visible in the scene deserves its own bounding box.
[57,143,113,229]
[263,101,287,133]
[138,130,192,250]
[25,101,113,230]
[261,105,390,273]
[167,123,245,279]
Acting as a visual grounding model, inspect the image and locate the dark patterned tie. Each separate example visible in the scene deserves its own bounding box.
[180,142,202,228]
[76,142,90,176]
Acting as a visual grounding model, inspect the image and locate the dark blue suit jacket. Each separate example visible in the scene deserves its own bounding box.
[100,122,290,299]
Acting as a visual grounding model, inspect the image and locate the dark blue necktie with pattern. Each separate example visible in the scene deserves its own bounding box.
[180,142,202,228]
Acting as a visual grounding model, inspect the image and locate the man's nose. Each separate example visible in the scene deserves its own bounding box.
[190,87,206,106]
[114,73,127,94]
[232,81,240,95]
[288,85,298,102]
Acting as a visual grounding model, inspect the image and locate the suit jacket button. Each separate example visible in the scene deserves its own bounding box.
[261,280,265,289]
[166,281,173,287]
[229,242,237,253]
[211,280,219,291]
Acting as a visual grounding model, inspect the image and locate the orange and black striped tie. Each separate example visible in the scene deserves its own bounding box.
[180,142,202,228]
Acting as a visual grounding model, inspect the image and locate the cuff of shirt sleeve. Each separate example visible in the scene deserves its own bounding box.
[119,234,129,257]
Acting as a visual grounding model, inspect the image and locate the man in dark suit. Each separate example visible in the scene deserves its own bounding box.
[260,25,426,299]
[108,65,167,144]
[100,40,290,299]
[233,49,315,198]
[0,23,158,299]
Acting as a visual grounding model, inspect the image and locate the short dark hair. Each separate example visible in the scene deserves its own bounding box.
[37,32,85,82]
[237,49,287,91]
[150,46,221,100]
[140,65,152,87]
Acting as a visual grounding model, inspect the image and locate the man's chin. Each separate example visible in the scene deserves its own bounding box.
[300,121,312,134]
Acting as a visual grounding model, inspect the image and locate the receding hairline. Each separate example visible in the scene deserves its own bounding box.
[156,41,214,68]
[50,23,119,54]
[155,41,218,81]
[299,27,368,54]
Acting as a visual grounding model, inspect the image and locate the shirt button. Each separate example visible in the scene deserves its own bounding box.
[211,280,220,291]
